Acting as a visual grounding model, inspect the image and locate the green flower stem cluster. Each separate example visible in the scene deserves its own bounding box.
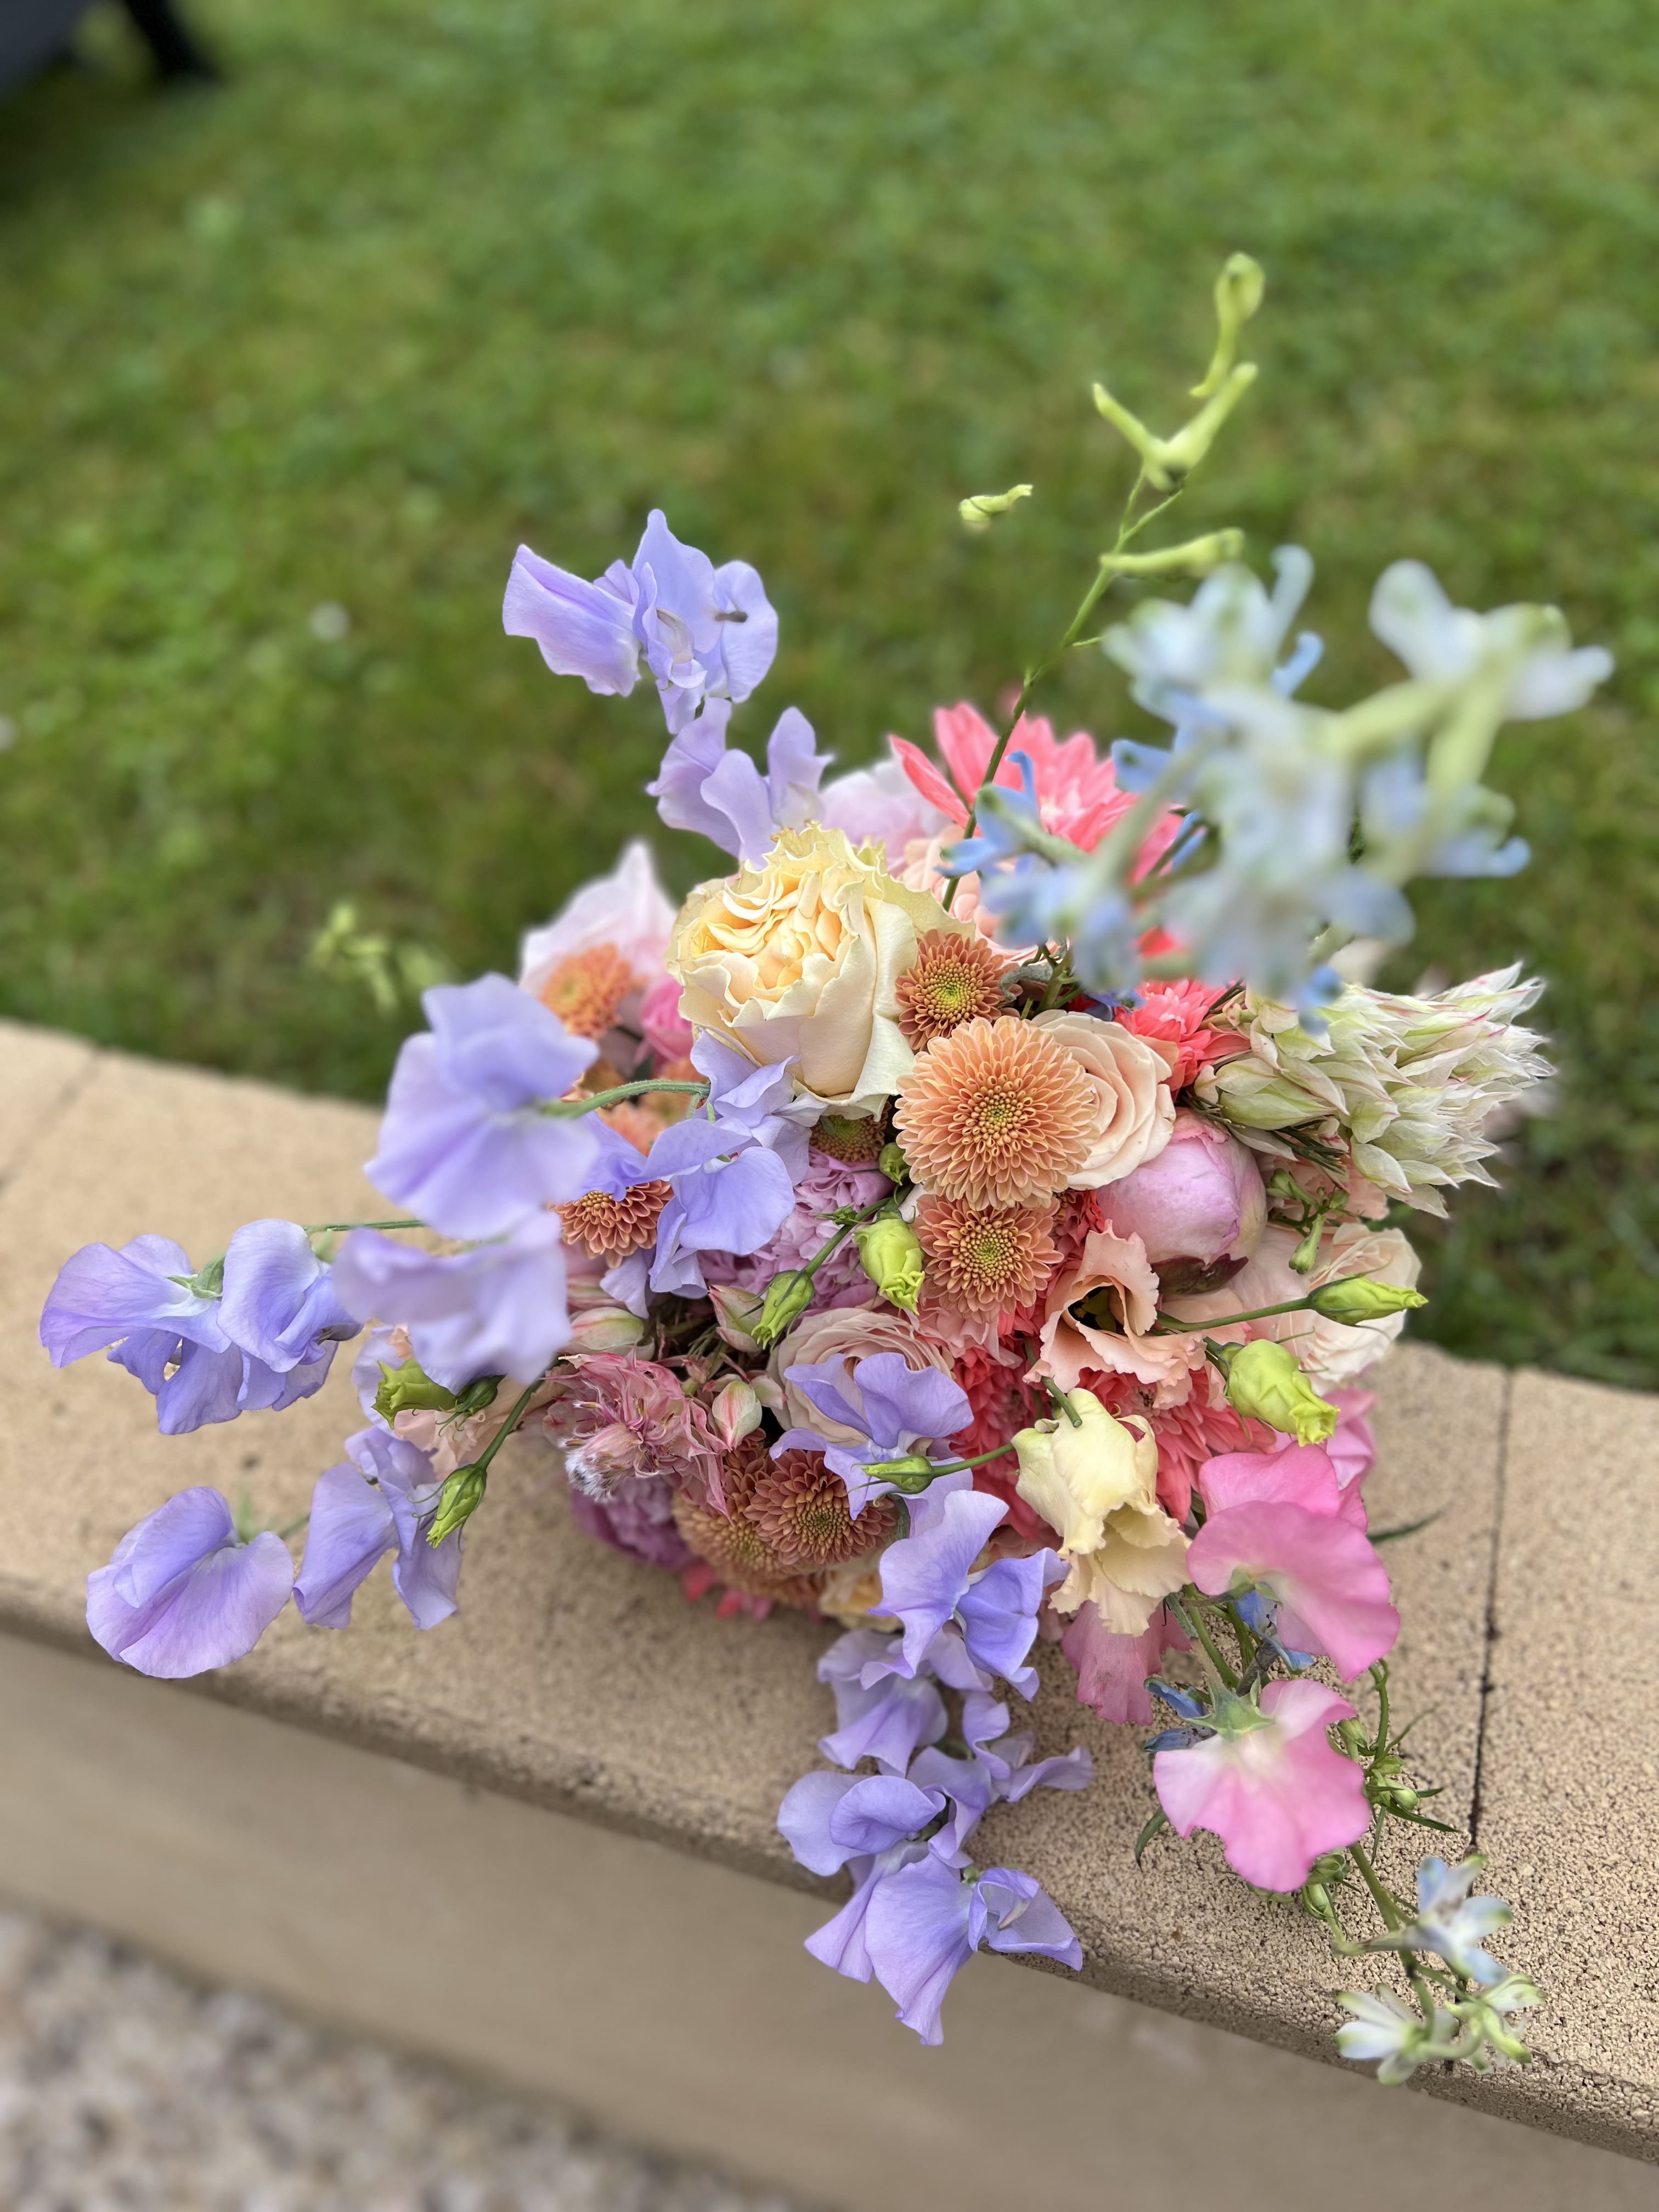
[425,1372,548,1548]
[749,1189,903,1350]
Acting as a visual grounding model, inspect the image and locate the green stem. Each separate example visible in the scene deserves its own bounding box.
[275,1511,311,1542]
[1171,1594,1238,1691]
[1152,1276,1378,1334]
[546,1079,709,1117]
[923,1443,1028,1475]
[1348,1840,1401,1929]
[305,1216,425,1235]
[473,1376,545,1476]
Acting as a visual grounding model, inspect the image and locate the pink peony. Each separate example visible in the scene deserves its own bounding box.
[1095,1109,1265,1278]
[1189,1445,1398,1679]
[1154,1679,1370,1891]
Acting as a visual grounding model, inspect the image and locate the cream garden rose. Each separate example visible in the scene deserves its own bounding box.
[1030,1009,1175,1187]
[668,826,963,1111]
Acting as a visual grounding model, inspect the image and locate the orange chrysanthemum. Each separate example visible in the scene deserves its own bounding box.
[894,1015,1094,1209]
[557,1181,671,1259]
[895,929,1007,1047]
[539,943,634,1038]
[672,1434,821,1606]
[747,1447,898,1568]
[916,1194,1061,1317]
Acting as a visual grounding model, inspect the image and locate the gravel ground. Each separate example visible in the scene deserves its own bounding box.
[0,1908,808,2212]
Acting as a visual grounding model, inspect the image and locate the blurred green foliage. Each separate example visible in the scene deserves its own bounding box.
[1,0,1656,1383]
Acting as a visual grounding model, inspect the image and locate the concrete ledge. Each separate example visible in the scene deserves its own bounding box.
[0,1021,1654,2196]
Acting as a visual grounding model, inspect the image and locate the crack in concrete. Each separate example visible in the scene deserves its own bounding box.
[1466,1365,1513,1849]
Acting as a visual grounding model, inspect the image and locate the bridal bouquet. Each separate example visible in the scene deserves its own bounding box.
[42,262,1606,2073]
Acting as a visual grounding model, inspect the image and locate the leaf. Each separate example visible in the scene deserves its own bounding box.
[1135,1809,1170,1866]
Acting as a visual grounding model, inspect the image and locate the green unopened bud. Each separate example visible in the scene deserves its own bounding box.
[375,1358,459,1421]
[1098,528,1245,579]
[1335,1717,1369,1757]
[1308,1276,1428,1325]
[454,1374,503,1417]
[854,1215,925,1313]
[1220,1338,1339,1446]
[959,483,1032,533]
[751,1268,816,1350]
[877,1140,910,1185]
[1302,1881,1333,1918]
[426,1463,486,1546]
[1192,251,1266,398]
[862,1454,937,1493]
[1379,1782,1420,1813]
[1092,362,1257,493]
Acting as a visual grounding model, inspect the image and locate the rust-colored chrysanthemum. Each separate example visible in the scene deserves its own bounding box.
[895,929,1007,1047]
[894,1015,1094,1209]
[747,1447,898,1568]
[811,1111,888,1165]
[672,1432,820,1606]
[539,943,634,1038]
[557,1181,672,1260]
[916,1194,1061,1317]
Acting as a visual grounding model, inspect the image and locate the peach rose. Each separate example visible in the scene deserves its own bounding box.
[1166,1220,1421,1390]
[1029,1011,1175,1189]
[668,826,962,1111]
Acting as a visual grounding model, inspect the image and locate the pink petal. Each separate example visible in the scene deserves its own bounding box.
[888,736,968,824]
[933,702,999,800]
[1199,1443,1344,1519]
[1189,1500,1399,1679]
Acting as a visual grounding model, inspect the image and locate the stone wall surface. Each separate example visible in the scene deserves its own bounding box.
[0,1018,1654,2181]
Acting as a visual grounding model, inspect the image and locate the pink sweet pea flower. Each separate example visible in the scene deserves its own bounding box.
[1154,1679,1369,1891]
[1190,1445,1398,1679]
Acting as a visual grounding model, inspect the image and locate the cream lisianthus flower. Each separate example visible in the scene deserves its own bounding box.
[668,826,962,1111]
[1029,1009,1175,1188]
[1013,1387,1189,1634]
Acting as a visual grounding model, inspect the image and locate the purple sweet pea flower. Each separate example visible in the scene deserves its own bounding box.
[857,1470,1065,1699]
[504,510,778,736]
[367,974,600,1242]
[41,1233,345,1435]
[803,1840,931,1982]
[777,1771,946,1877]
[863,1857,1083,2046]
[331,1211,571,1390]
[640,1034,811,1298]
[87,1486,295,1679]
[776,1351,973,1517]
[908,1691,1093,1865]
[293,1427,461,1632]
[647,699,831,864]
[218,1218,359,1370]
[816,1628,948,1773]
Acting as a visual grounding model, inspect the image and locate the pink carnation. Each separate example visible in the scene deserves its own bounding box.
[1190,1445,1398,1679]
[1154,1678,1370,1891]
[1060,1600,1189,1726]
[548,1352,724,1508]
[1118,980,1245,1089]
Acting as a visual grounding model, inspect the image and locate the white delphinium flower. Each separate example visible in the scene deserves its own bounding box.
[1334,1989,1446,2085]
[1396,1855,1513,1985]
[1198,967,1550,1214]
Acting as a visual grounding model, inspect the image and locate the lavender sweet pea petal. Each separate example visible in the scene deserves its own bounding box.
[153,1340,254,1434]
[646,702,743,850]
[817,1631,948,1773]
[699,746,780,868]
[360,1428,462,1631]
[41,1234,227,1365]
[219,1220,358,1371]
[904,1748,995,1866]
[673,1146,796,1256]
[709,558,780,702]
[777,1770,864,1876]
[502,545,641,696]
[970,1870,1084,1969]
[955,1549,1067,1699]
[331,1215,571,1390]
[782,1359,868,1437]
[803,1841,929,1982]
[873,1480,1009,1679]
[292,1461,396,1628]
[827,1776,945,1858]
[88,1487,293,1680]
[105,1325,184,1397]
[368,975,599,1241]
[764,707,830,828]
[851,1355,973,1452]
[863,1854,978,2047]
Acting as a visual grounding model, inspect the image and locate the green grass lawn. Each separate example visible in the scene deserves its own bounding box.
[2,0,1657,1384]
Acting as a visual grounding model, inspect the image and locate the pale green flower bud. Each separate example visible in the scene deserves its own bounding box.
[854,1215,925,1313]
[426,1463,486,1547]
[708,1377,763,1451]
[751,1269,816,1350]
[862,1454,938,1493]
[1092,363,1257,493]
[1099,529,1245,579]
[877,1140,910,1185]
[1192,252,1266,398]
[959,483,1033,533]
[1308,1275,1429,1324]
[1221,1339,1339,1446]
[374,1358,458,1421]
[567,1302,648,1352]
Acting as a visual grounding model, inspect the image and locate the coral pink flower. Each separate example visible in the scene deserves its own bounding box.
[1189,1445,1398,1679]
[1118,980,1246,1088]
[1154,1679,1370,1891]
[1036,1227,1206,1405]
[889,704,1141,853]
[1143,1387,1272,1523]
[1060,1599,1189,1725]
